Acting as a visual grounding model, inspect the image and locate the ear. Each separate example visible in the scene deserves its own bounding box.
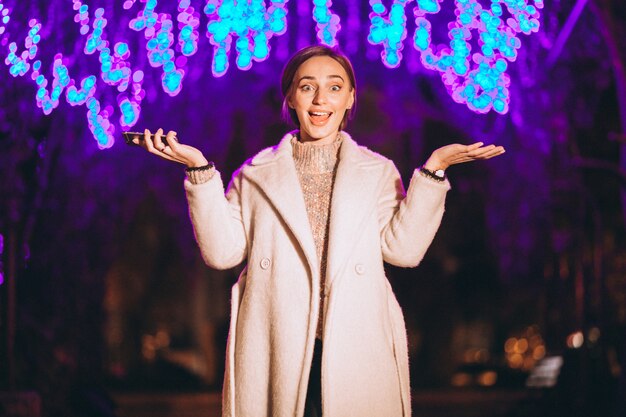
[285,89,295,109]
[347,90,355,109]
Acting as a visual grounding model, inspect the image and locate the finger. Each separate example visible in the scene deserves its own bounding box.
[157,151,182,163]
[157,149,181,163]
[449,157,474,164]
[446,143,491,160]
[162,131,186,163]
[143,128,157,152]
[168,138,183,154]
[159,146,186,164]
[480,147,506,159]
[451,147,505,164]
[466,141,484,151]
[472,146,504,157]
[471,144,496,152]
[466,145,498,158]
[129,132,143,146]
[451,152,490,163]
[153,128,166,151]
[164,130,178,151]
[446,149,488,163]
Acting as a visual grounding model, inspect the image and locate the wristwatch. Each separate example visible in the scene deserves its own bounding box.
[419,166,446,182]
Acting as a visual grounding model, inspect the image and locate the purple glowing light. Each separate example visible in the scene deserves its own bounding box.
[0,0,543,149]
[312,0,341,46]
[367,0,542,114]
[132,70,144,83]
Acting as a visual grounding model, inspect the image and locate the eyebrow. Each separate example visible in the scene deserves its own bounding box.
[297,74,345,83]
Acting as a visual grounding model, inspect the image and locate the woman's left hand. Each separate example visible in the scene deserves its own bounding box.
[423,142,505,171]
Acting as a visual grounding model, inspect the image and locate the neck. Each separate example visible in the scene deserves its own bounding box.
[298,131,340,146]
[292,133,343,173]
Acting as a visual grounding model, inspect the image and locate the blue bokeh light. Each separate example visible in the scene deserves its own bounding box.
[204,0,288,77]
[0,0,543,148]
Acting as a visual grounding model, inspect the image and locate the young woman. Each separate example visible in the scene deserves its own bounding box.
[133,45,504,417]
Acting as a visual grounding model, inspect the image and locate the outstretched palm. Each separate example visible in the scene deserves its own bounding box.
[424,142,505,171]
[133,128,209,168]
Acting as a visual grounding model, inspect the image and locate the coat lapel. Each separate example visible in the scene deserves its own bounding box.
[242,132,384,285]
[326,133,384,285]
[243,133,319,277]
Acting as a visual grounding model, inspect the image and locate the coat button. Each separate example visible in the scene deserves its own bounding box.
[355,263,365,275]
[260,258,271,270]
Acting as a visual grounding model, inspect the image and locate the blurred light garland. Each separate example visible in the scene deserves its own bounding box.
[370,0,543,114]
[204,0,288,76]
[368,0,410,68]
[77,0,135,147]
[0,0,543,147]
[128,0,191,95]
[312,0,340,46]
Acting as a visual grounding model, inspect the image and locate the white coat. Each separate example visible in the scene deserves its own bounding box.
[184,132,450,417]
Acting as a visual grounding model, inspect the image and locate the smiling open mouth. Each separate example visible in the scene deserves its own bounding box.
[308,111,332,125]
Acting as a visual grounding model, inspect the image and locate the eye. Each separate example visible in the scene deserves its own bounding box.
[330,85,342,92]
[300,84,314,92]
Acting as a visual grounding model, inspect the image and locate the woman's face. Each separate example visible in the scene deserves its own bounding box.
[288,56,355,145]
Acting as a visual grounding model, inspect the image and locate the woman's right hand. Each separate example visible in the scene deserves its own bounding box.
[133,128,209,168]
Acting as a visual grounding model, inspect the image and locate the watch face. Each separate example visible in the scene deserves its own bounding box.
[435,169,445,178]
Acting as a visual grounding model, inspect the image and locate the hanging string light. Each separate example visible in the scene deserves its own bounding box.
[417,0,542,114]
[203,0,288,77]
[312,0,340,46]
[368,0,542,114]
[128,0,186,96]
[0,0,543,148]
[368,0,410,68]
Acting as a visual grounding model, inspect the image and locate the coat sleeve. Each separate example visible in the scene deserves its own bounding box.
[184,169,247,270]
[378,162,451,267]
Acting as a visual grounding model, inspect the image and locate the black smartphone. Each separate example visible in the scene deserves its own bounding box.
[123,131,172,146]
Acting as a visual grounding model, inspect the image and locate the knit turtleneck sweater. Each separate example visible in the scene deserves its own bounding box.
[292,134,343,340]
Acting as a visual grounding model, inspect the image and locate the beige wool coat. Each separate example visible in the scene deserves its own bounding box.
[184,132,451,417]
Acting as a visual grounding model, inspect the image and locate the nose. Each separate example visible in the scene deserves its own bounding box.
[313,89,328,105]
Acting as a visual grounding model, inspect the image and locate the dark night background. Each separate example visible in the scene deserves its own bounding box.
[1,0,625,416]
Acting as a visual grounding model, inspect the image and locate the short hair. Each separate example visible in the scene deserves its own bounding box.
[280,45,357,130]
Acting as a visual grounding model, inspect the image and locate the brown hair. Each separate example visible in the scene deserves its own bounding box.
[280,45,357,130]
